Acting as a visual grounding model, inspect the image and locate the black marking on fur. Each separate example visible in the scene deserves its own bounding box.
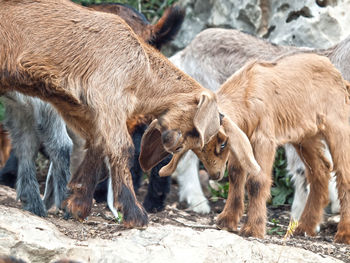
[185,128,200,138]
[119,183,148,225]
[0,151,18,188]
[233,196,242,208]
[248,180,261,198]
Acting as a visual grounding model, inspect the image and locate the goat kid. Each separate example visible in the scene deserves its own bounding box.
[0,2,185,217]
[193,53,350,244]
[0,0,221,227]
[169,27,346,222]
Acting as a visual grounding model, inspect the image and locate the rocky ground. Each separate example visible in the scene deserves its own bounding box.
[0,169,349,263]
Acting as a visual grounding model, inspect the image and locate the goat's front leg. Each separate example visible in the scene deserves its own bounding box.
[110,148,148,228]
[240,135,274,238]
[64,146,106,220]
[216,156,246,232]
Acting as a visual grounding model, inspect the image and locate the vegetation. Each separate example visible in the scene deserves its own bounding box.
[271,147,294,206]
[71,0,179,21]
[209,147,294,206]
[0,100,5,122]
[267,218,284,236]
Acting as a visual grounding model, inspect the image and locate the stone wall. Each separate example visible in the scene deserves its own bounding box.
[163,0,350,55]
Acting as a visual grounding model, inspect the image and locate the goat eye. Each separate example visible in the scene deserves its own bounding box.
[220,141,227,150]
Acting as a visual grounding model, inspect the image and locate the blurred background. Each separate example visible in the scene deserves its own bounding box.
[72,0,350,56]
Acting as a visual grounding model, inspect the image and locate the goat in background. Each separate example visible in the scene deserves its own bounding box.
[0,0,221,227]
[0,2,185,216]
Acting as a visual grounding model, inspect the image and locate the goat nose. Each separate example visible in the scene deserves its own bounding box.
[211,172,221,180]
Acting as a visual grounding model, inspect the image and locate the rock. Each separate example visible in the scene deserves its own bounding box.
[268,0,350,48]
[163,0,350,55]
[0,205,344,263]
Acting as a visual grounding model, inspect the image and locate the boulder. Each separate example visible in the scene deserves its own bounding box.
[0,205,344,263]
[163,0,350,55]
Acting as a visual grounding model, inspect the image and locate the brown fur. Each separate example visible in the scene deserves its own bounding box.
[194,53,350,244]
[88,3,185,49]
[68,2,184,178]
[0,0,220,227]
[0,124,11,167]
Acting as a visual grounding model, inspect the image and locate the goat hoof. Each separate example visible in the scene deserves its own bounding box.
[334,230,350,244]
[23,201,47,217]
[216,213,238,232]
[123,203,149,229]
[294,224,316,237]
[143,195,165,213]
[190,198,210,214]
[63,193,93,221]
[240,224,264,238]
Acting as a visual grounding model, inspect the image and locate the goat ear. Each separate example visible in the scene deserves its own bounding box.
[139,119,171,172]
[194,92,221,148]
[158,150,186,177]
[223,117,261,176]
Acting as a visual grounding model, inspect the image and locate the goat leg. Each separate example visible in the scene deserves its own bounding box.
[64,146,105,220]
[216,158,246,232]
[110,146,148,228]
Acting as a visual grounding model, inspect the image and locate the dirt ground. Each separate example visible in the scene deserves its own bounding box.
[0,156,349,262]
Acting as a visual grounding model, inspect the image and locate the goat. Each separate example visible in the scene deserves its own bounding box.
[192,53,350,244]
[169,27,348,223]
[0,0,221,227]
[0,124,11,167]
[0,1,185,217]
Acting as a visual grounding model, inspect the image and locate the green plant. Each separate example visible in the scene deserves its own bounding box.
[271,147,294,206]
[209,147,294,206]
[0,99,5,122]
[209,169,229,201]
[267,218,284,236]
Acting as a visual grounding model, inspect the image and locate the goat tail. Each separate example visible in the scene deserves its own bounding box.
[150,4,185,49]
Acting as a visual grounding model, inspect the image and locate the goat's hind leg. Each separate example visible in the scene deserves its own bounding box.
[323,123,350,244]
[293,137,331,236]
[3,101,46,216]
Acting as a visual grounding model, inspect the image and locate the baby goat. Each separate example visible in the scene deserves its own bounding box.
[170,27,348,221]
[0,2,185,217]
[0,0,221,227]
[193,53,350,244]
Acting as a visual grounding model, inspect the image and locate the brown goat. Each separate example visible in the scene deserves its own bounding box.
[193,53,350,244]
[0,124,11,167]
[68,3,185,176]
[0,0,221,228]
